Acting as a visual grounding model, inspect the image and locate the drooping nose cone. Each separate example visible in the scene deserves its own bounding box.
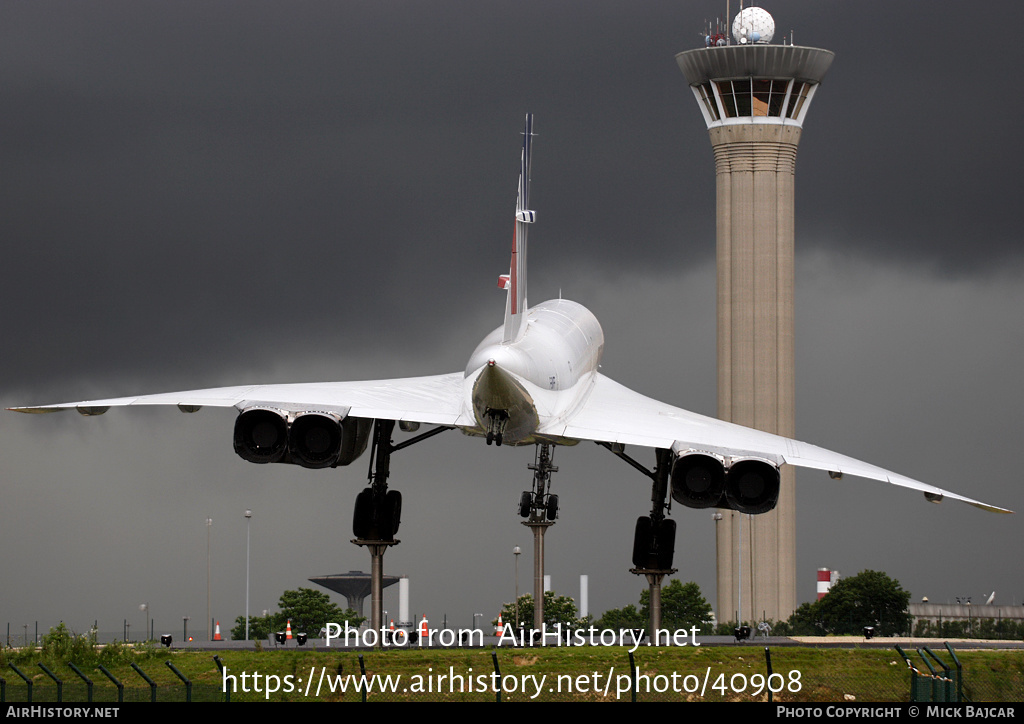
[469,353,539,446]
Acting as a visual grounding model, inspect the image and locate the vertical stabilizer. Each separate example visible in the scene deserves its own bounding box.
[502,114,535,343]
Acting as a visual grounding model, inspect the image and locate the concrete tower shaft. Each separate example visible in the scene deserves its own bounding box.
[676,43,833,624]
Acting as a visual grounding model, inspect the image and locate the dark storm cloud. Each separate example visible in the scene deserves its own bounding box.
[3,3,1021,396]
[794,3,1024,273]
[1,2,1021,632]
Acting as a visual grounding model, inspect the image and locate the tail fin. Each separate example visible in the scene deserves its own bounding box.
[502,113,535,343]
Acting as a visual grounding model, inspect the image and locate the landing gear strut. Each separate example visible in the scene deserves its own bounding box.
[518,444,558,521]
[519,443,558,633]
[597,443,678,634]
[351,419,453,634]
[485,408,508,446]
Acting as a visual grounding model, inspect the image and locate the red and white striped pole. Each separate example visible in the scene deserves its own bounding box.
[817,568,832,600]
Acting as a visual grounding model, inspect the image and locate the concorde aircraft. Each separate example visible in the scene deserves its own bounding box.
[10,115,1010,565]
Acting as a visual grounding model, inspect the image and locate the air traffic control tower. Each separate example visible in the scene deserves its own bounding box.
[676,7,833,623]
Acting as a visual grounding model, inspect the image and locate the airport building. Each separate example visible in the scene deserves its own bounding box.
[909,601,1024,635]
[676,7,833,623]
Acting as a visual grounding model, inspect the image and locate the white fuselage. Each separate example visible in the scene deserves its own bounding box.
[463,299,605,445]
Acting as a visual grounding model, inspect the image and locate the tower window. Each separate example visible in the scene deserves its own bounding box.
[716,80,752,117]
[752,79,772,116]
[786,82,810,120]
[698,82,720,122]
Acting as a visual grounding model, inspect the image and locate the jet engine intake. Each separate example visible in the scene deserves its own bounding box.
[289,413,372,469]
[233,408,372,468]
[670,452,726,509]
[289,413,344,469]
[233,408,288,464]
[724,458,780,514]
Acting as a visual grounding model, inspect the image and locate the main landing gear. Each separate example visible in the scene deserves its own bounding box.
[518,443,558,632]
[518,443,558,522]
[351,419,453,633]
[596,444,678,634]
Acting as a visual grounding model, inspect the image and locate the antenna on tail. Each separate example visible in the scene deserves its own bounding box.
[502,114,535,343]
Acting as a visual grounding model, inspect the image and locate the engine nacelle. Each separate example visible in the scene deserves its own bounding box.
[233,408,372,469]
[234,408,289,463]
[669,448,781,514]
[670,452,726,509]
[724,458,780,514]
[289,413,372,469]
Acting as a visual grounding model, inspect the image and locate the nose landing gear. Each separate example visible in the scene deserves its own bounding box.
[485,408,509,446]
[516,443,559,631]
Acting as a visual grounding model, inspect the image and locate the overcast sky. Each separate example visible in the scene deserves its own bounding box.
[2,1,1022,640]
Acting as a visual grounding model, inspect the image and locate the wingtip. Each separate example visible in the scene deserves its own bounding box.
[933,490,1013,514]
[7,406,68,414]
[974,502,1015,514]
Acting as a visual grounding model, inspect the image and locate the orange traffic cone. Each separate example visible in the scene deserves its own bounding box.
[213,621,222,641]
[495,613,504,637]
[286,619,293,640]
[420,615,428,640]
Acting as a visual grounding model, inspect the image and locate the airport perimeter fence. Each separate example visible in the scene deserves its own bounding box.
[5,629,183,648]
[2,646,1022,703]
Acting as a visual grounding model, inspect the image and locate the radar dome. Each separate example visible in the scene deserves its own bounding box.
[732,6,775,44]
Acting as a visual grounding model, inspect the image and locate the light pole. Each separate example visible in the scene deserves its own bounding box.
[139,603,149,643]
[245,509,252,641]
[957,596,973,637]
[206,517,212,641]
[712,513,723,629]
[513,546,521,628]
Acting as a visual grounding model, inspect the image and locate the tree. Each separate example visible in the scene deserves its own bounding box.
[277,588,354,635]
[786,601,824,635]
[232,587,364,640]
[495,591,582,630]
[640,580,714,633]
[231,612,277,641]
[597,580,714,634]
[594,604,645,630]
[787,569,911,636]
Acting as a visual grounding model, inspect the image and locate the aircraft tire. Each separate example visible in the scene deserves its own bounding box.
[654,518,676,570]
[546,493,559,520]
[632,516,654,568]
[382,489,403,539]
[519,491,532,518]
[353,488,374,539]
